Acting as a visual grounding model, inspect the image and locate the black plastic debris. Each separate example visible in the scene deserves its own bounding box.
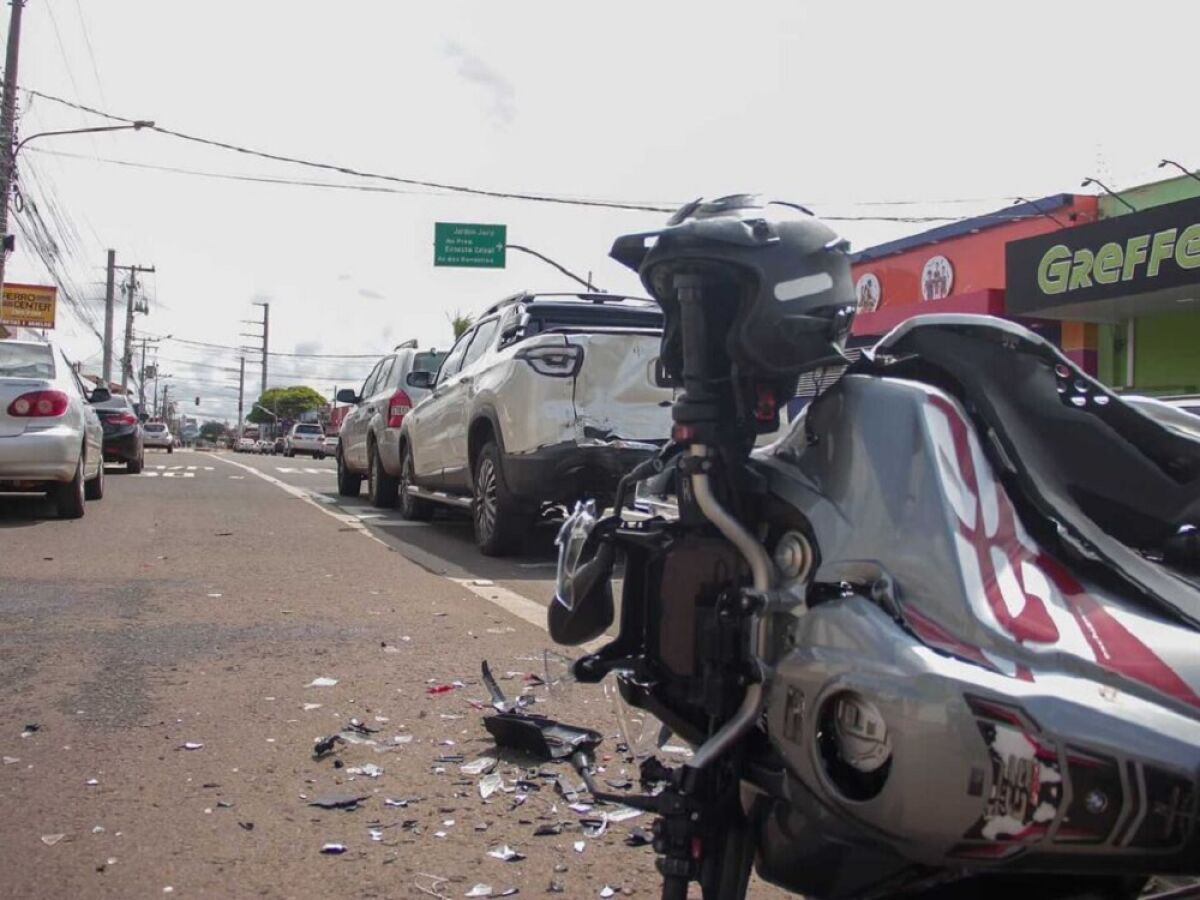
[343,719,379,737]
[238,821,255,831]
[308,793,369,811]
[312,734,343,760]
[533,823,563,837]
[483,713,601,762]
[625,827,653,847]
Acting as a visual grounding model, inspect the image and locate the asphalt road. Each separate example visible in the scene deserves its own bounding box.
[0,449,787,900]
[225,449,563,613]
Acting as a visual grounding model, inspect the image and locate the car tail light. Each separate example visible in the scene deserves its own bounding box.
[110,412,139,425]
[387,390,413,428]
[7,390,69,417]
[516,344,584,377]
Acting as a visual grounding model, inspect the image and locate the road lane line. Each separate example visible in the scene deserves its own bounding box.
[210,453,560,637]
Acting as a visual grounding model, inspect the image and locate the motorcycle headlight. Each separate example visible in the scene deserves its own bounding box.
[554,500,599,610]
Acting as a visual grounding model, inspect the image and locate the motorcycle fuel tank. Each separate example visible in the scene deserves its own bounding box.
[751,373,1200,888]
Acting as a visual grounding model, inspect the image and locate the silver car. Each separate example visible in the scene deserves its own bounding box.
[334,341,446,501]
[0,339,106,518]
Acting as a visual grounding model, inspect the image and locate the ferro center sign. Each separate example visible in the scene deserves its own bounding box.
[0,282,58,329]
[434,222,507,268]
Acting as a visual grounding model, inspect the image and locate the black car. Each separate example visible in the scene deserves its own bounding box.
[95,393,144,473]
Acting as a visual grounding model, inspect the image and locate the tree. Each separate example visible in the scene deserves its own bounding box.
[448,310,473,339]
[199,421,229,442]
[247,385,326,424]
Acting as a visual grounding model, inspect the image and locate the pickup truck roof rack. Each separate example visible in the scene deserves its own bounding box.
[479,291,654,319]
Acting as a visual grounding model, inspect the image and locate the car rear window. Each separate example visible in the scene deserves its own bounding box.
[295,424,323,435]
[413,351,447,376]
[94,395,133,410]
[524,301,663,334]
[0,342,55,379]
[145,423,167,432]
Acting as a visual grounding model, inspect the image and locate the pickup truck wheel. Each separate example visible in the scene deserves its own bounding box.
[55,457,86,519]
[336,448,362,497]
[367,443,398,508]
[398,444,433,521]
[473,441,530,556]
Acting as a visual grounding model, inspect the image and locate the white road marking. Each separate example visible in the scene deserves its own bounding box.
[162,471,195,478]
[274,466,330,475]
[211,453,561,638]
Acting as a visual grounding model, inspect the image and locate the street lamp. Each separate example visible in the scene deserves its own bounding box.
[1158,159,1200,186]
[13,120,155,159]
[0,120,155,290]
[1080,177,1137,213]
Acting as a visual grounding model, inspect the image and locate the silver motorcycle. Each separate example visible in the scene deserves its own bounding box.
[549,196,1200,900]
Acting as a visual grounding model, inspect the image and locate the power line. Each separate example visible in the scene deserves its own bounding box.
[23,87,677,213]
[30,145,985,224]
[163,335,382,359]
[68,0,108,108]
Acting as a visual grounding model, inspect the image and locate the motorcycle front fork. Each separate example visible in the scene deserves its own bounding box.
[651,761,755,900]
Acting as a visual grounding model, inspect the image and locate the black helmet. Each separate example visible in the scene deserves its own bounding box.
[611,194,856,380]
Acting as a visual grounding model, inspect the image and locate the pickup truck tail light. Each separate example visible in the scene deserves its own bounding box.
[516,344,584,377]
[7,389,69,417]
[387,390,413,428]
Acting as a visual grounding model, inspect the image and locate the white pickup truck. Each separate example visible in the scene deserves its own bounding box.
[396,292,673,555]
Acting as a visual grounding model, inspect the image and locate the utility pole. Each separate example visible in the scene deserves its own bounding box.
[241,300,270,401]
[0,0,26,294]
[116,263,155,392]
[237,356,245,437]
[102,250,116,384]
[138,338,147,409]
[261,301,269,396]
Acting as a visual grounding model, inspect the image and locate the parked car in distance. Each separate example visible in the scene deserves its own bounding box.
[396,293,673,554]
[256,439,274,454]
[322,435,338,455]
[1161,394,1200,418]
[0,339,106,518]
[335,341,446,498]
[235,436,256,453]
[94,391,144,473]
[274,436,287,455]
[143,421,174,453]
[1124,394,1200,441]
[285,422,327,459]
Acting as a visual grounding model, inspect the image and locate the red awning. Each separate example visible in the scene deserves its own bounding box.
[852,288,1007,337]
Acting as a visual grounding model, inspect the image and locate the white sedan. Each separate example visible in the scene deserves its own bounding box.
[143,422,174,452]
[0,339,106,518]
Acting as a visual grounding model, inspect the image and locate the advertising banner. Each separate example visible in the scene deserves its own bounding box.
[0,282,58,328]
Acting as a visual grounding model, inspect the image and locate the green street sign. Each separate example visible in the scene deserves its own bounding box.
[434,222,507,268]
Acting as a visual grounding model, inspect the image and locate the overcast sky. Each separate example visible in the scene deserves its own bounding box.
[8,0,1198,421]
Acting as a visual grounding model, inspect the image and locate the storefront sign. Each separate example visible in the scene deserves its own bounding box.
[1007,195,1200,314]
[0,282,57,328]
[921,255,954,300]
[855,273,881,312]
